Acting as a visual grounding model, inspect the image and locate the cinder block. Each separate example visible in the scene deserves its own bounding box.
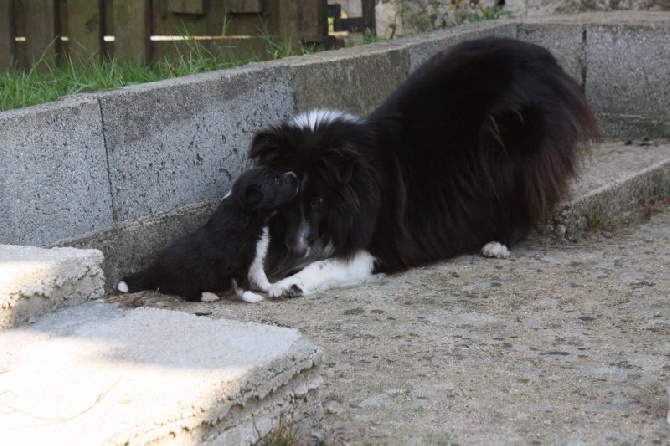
[0,245,104,328]
[402,22,517,73]
[586,24,670,138]
[517,22,585,83]
[0,303,324,445]
[0,96,112,246]
[289,45,409,116]
[99,66,294,222]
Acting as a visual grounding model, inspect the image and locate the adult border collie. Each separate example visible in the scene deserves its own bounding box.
[250,37,598,298]
[117,167,298,303]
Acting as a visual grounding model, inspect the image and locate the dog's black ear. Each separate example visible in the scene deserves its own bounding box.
[243,185,263,209]
[249,130,275,159]
[249,128,290,166]
[318,147,359,185]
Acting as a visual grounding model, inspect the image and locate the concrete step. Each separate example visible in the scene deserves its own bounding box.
[0,302,323,445]
[545,139,670,237]
[0,245,105,329]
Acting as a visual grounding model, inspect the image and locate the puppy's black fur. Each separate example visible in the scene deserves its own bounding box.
[117,168,298,301]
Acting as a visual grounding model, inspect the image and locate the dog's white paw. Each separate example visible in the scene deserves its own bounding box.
[241,290,264,303]
[268,279,306,298]
[481,241,510,259]
[200,292,220,302]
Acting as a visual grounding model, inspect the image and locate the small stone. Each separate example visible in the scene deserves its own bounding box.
[325,400,340,415]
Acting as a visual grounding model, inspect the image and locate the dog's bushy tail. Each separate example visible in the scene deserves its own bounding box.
[117,269,152,293]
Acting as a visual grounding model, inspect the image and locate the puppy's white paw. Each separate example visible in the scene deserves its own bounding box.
[268,279,306,298]
[117,281,129,293]
[241,291,264,303]
[481,241,510,259]
[200,292,220,302]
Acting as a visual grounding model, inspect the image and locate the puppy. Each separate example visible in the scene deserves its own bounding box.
[116,167,298,303]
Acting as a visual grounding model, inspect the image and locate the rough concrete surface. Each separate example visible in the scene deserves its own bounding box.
[517,23,585,83]
[402,23,517,73]
[585,23,670,138]
[0,96,112,246]
[99,65,293,222]
[111,204,670,444]
[0,303,323,445]
[287,45,409,116]
[546,139,670,237]
[0,245,104,329]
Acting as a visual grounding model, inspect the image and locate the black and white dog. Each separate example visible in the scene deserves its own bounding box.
[117,167,298,302]
[249,37,599,297]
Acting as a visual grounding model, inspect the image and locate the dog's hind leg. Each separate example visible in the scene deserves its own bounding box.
[481,241,510,258]
[268,251,377,298]
[200,292,221,302]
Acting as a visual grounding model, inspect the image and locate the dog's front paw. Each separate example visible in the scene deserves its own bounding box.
[241,290,264,303]
[268,279,306,298]
[255,279,272,293]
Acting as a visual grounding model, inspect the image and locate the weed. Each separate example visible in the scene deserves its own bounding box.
[586,203,609,232]
[470,6,506,22]
[254,413,299,446]
[361,28,385,45]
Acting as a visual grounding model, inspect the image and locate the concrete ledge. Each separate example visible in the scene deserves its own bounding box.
[0,303,323,445]
[0,245,104,328]
[543,140,670,237]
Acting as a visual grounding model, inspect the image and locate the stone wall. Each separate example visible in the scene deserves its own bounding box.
[376,0,667,37]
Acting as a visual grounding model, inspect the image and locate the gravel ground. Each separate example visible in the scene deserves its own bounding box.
[110,207,670,445]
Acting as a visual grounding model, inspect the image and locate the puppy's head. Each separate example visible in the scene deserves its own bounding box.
[231,167,298,215]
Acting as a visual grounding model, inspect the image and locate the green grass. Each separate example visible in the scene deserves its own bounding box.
[0,50,257,112]
[0,23,325,112]
[470,6,506,22]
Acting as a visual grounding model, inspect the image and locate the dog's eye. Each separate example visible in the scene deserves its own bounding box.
[310,197,325,208]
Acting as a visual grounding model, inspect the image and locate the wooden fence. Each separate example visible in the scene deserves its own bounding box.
[0,0,329,70]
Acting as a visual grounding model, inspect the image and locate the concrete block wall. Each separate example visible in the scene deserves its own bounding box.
[0,12,667,291]
[0,97,111,246]
[518,12,670,138]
